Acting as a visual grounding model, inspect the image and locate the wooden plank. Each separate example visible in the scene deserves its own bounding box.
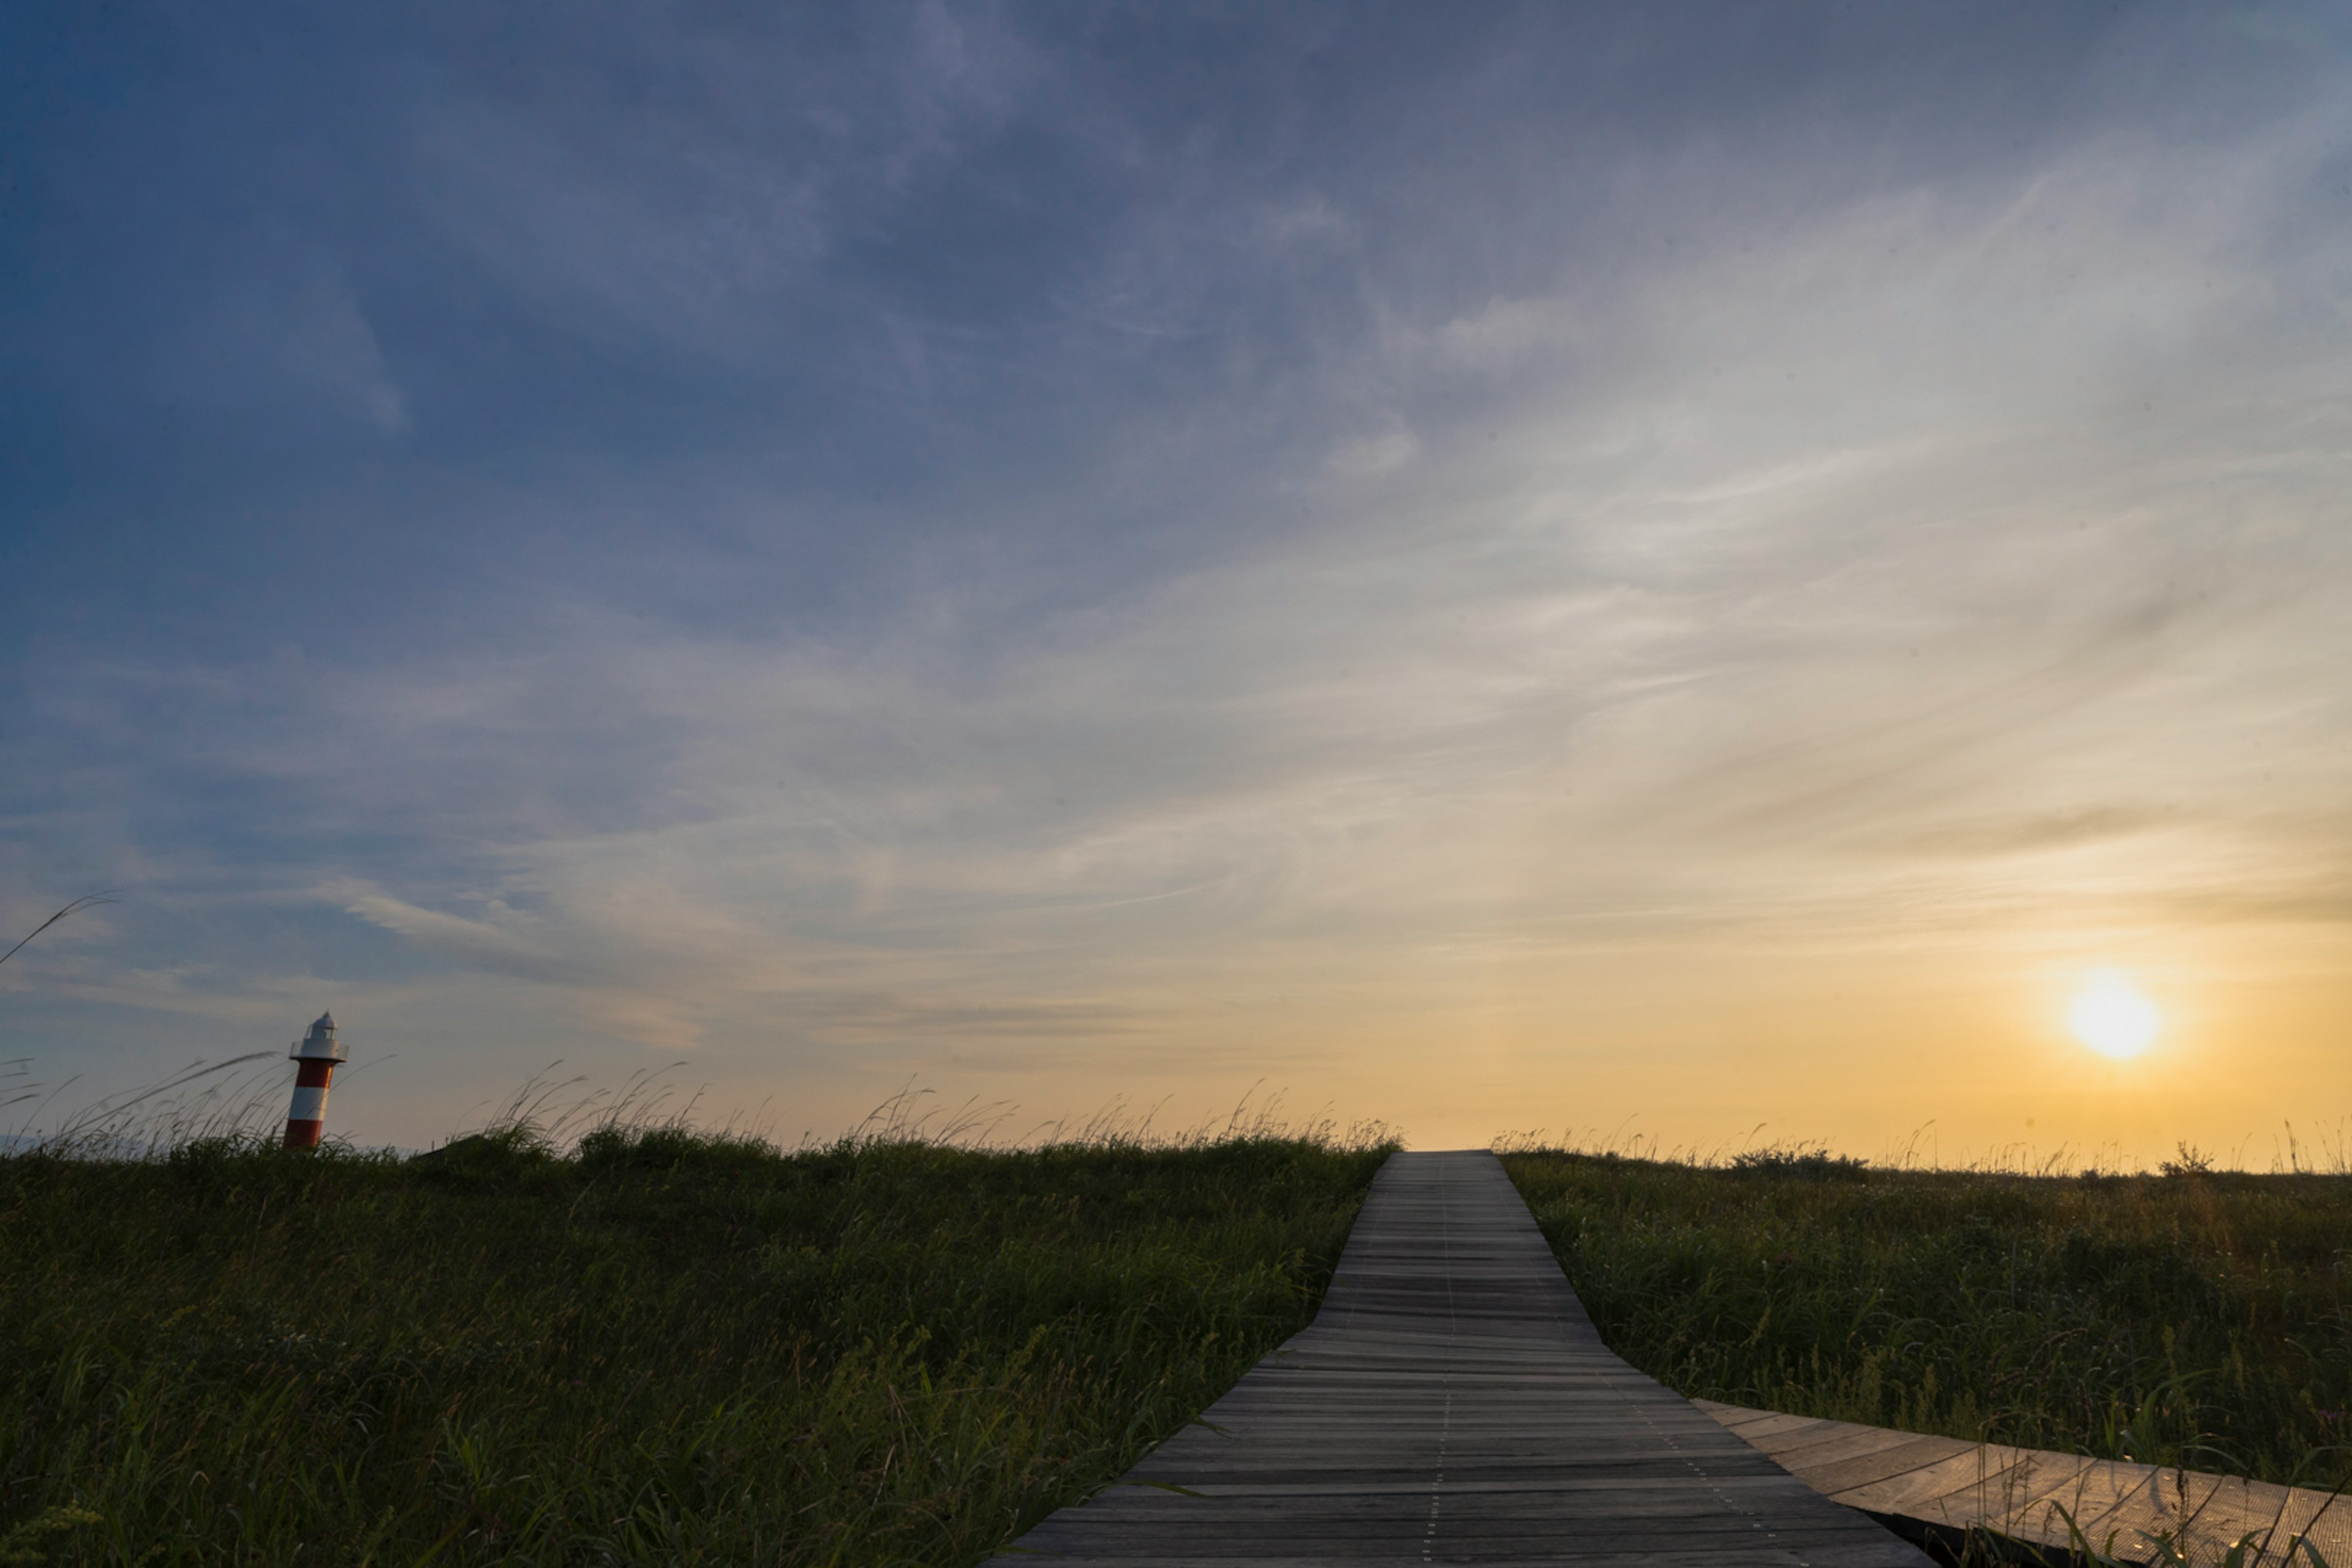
[1703,1401,2352,1567]
[1742,1425,1928,1469]
[1784,1436,1972,1499]
[983,1151,1931,1565]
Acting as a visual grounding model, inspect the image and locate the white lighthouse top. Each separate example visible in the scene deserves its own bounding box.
[290,1011,347,1062]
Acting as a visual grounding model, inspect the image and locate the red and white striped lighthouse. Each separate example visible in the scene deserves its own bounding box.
[284,1012,348,1149]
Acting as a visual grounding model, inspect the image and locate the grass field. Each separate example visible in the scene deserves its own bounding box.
[28,1110,2350,1567]
[1502,1148,2352,1492]
[0,1117,1390,1567]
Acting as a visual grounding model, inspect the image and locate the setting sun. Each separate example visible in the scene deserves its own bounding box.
[2069,970,2162,1060]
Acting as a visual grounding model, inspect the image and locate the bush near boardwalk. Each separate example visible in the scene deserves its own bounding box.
[0,1127,1388,1566]
[1504,1150,2352,1488]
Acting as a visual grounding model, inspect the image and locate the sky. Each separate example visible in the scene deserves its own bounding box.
[5,1,2351,1162]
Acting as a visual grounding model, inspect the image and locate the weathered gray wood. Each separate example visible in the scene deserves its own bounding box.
[984,1151,1930,1565]
[1700,1398,2352,1567]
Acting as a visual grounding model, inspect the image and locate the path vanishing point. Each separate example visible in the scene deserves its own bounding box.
[985,1149,1932,1566]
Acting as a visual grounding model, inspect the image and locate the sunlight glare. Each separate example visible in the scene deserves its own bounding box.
[2068,970,2161,1060]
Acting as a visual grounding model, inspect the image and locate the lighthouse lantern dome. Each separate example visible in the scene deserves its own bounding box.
[290,1012,347,1063]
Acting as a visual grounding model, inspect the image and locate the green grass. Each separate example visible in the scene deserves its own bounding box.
[0,1121,1391,1566]
[1502,1148,2352,1490]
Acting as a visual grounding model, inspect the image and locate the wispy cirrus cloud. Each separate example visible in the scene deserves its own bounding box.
[7,2,2352,1155]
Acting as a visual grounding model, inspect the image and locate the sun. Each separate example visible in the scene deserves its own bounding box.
[2068,970,2161,1059]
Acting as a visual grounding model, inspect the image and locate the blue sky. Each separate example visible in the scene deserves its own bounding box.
[7,2,2352,1156]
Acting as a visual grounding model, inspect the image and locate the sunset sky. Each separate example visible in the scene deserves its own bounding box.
[7,2,2351,1161]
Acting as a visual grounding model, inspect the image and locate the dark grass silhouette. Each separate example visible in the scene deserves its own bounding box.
[0,894,117,972]
[1503,1146,2352,1493]
[1,1102,1393,1566]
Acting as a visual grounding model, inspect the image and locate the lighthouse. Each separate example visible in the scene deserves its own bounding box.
[284,1012,348,1149]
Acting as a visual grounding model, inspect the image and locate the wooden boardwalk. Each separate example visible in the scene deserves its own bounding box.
[985,1150,1929,1565]
[1703,1398,2352,1566]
